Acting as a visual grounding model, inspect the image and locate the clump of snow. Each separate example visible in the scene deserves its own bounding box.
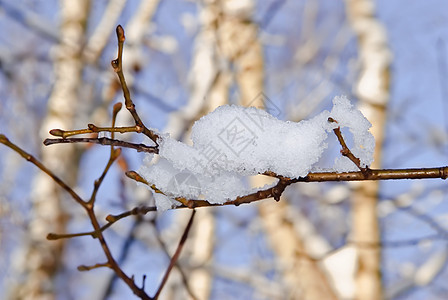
[139,96,374,208]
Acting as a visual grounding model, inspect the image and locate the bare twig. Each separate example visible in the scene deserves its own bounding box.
[49,125,142,138]
[102,218,143,299]
[82,104,152,299]
[47,205,157,241]
[153,219,199,300]
[44,137,158,153]
[123,165,448,210]
[0,134,86,207]
[328,116,368,172]
[78,262,110,271]
[1,133,152,299]
[106,206,158,223]
[112,25,159,144]
[153,210,197,300]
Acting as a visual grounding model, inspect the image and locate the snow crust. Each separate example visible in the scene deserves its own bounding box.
[139,96,374,210]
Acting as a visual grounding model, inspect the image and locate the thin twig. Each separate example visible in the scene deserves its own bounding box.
[1,133,151,299]
[152,219,199,300]
[0,134,86,207]
[47,205,157,240]
[106,206,158,223]
[328,117,368,173]
[79,103,152,299]
[44,137,158,153]
[49,125,141,138]
[86,208,151,299]
[78,262,110,271]
[113,25,159,144]
[90,148,121,204]
[153,210,196,299]
[102,218,143,299]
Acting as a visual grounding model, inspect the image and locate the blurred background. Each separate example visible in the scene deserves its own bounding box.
[0,0,448,299]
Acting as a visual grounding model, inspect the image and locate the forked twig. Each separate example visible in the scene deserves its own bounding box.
[328,116,368,173]
[0,133,152,299]
[153,210,197,300]
[112,25,159,144]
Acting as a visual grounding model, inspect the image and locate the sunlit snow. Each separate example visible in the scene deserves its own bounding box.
[140,96,374,209]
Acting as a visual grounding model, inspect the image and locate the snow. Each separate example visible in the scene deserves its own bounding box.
[139,96,375,209]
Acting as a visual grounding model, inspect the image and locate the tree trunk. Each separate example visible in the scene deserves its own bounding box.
[10,1,90,299]
[345,0,391,299]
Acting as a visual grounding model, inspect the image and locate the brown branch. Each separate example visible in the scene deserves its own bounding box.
[152,219,199,300]
[44,137,158,153]
[1,104,154,299]
[172,166,448,209]
[328,116,368,172]
[113,25,159,144]
[49,125,140,138]
[0,134,86,207]
[89,148,121,204]
[153,210,196,299]
[80,103,152,299]
[47,205,157,241]
[85,208,151,300]
[78,262,110,271]
[106,206,158,223]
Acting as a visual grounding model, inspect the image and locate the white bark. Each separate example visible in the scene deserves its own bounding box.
[9,1,91,299]
[258,197,339,299]
[345,0,392,299]
[162,2,226,298]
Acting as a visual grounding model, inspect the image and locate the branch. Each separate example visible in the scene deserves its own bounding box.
[47,205,157,241]
[112,25,159,144]
[44,137,158,153]
[127,166,448,210]
[328,117,368,172]
[0,134,86,207]
[152,219,198,300]
[153,210,196,299]
[49,125,143,138]
[78,262,110,271]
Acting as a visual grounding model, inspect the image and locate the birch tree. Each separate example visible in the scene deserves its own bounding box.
[9,1,91,299]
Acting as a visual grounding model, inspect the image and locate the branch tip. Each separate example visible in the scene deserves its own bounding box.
[0,134,8,143]
[46,233,58,240]
[116,25,125,42]
[126,170,149,184]
[113,102,123,115]
[328,117,338,123]
[49,129,65,137]
[77,262,109,272]
[112,147,122,158]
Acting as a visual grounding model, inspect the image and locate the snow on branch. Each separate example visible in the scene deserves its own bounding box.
[27,25,446,213]
[140,96,375,208]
